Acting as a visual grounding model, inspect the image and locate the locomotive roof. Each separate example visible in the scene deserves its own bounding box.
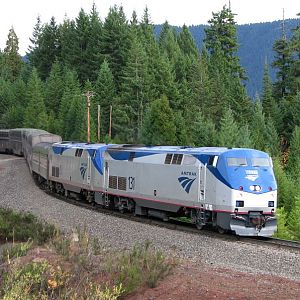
[53,142,267,157]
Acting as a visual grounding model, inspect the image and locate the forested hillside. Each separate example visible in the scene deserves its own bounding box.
[0,4,300,239]
[155,19,299,97]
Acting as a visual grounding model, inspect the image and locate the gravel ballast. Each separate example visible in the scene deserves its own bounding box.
[1,155,300,281]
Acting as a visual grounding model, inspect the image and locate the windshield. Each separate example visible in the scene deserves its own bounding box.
[227,157,247,166]
[251,157,270,167]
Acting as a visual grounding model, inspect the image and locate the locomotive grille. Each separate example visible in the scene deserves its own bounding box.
[109,176,117,189]
[118,176,127,190]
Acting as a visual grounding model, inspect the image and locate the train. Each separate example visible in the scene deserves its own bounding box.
[0,128,278,237]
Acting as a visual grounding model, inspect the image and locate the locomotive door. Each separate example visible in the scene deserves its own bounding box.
[104,161,109,191]
[198,163,207,202]
[86,157,91,185]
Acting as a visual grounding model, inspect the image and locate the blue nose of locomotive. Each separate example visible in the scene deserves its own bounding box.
[216,149,277,193]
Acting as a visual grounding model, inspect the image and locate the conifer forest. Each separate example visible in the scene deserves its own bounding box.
[0,5,300,239]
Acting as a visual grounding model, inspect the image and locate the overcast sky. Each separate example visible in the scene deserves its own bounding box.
[1,0,299,55]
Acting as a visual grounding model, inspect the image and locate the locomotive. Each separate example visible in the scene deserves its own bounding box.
[0,128,277,236]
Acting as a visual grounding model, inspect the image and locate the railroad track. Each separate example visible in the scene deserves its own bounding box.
[41,183,300,253]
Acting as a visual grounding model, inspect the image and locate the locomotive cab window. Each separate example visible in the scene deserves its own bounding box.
[164,153,183,165]
[251,157,270,167]
[208,155,219,167]
[75,149,83,157]
[227,157,247,167]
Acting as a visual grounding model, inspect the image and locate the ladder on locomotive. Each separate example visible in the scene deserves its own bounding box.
[199,163,207,202]
[103,161,110,207]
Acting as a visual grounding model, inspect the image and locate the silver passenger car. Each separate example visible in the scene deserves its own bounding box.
[0,129,10,153]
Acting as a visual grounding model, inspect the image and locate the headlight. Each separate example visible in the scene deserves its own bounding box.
[268,201,274,207]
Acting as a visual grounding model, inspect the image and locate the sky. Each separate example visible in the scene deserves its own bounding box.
[0,0,299,55]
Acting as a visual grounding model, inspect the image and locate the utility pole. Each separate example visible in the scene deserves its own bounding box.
[83,91,94,143]
[109,105,112,139]
[97,105,100,143]
[282,8,286,41]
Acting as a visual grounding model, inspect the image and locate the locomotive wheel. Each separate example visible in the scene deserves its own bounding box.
[217,226,227,234]
[196,223,204,230]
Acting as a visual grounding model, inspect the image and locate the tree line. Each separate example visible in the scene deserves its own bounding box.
[0,4,299,239]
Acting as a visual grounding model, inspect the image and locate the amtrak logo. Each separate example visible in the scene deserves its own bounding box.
[80,163,87,179]
[245,170,259,181]
[178,176,196,193]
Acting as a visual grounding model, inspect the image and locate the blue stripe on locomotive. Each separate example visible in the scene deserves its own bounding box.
[195,149,277,194]
[52,143,113,175]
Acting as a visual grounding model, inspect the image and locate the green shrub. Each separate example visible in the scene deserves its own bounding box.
[1,239,33,263]
[0,208,57,244]
[107,241,175,294]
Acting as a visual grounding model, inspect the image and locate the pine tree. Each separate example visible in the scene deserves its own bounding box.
[3,27,23,81]
[120,34,150,141]
[272,38,293,99]
[141,95,176,145]
[101,5,130,89]
[178,25,199,58]
[190,110,217,147]
[59,18,78,70]
[250,101,267,151]
[94,60,116,139]
[34,17,60,80]
[27,16,43,65]
[73,8,93,83]
[86,3,103,82]
[273,207,291,240]
[237,124,253,148]
[23,68,48,129]
[287,13,300,95]
[58,69,81,138]
[273,157,297,213]
[204,5,246,80]
[288,196,300,240]
[45,61,63,115]
[286,126,300,179]
[217,107,240,147]
[261,62,281,130]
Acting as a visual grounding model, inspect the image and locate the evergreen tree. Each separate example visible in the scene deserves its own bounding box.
[272,37,293,99]
[273,157,298,213]
[190,110,217,147]
[273,207,291,239]
[59,18,78,70]
[33,17,60,79]
[204,5,246,80]
[217,107,240,147]
[27,16,43,65]
[73,8,100,84]
[288,196,300,240]
[178,25,199,58]
[264,117,280,157]
[45,61,63,115]
[101,5,130,89]
[141,95,176,145]
[261,62,281,128]
[94,59,117,139]
[3,27,22,81]
[23,68,48,129]
[58,69,81,138]
[288,13,300,95]
[250,101,267,151]
[86,3,103,82]
[286,126,300,178]
[237,124,253,148]
[120,34,150,141]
